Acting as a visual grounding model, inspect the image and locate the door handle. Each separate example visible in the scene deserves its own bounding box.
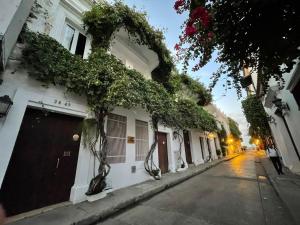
[56,158,60,169]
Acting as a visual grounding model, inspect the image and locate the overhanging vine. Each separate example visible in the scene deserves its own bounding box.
[83,1,174,92]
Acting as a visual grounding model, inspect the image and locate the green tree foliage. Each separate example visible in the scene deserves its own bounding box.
[174,0,300,96]
[242,95,271,139]
[228,117,241,139]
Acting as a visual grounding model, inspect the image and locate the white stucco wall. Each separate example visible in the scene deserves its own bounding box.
[0,0,36,68]
[0,57,187,203]
[204,104,230,135]
[189,130,218,165]
[262,63,300,173]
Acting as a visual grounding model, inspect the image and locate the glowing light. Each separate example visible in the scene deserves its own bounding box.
[208,133,215,139]
[255,139,260,145]
[227,138,234,144]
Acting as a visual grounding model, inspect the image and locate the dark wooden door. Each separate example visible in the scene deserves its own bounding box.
[0,108,82,216]
[157,132,169,174]
[206,138,212,160]
[183,131,192,164]
[199,137,205,160]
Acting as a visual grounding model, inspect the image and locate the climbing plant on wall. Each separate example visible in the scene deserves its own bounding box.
[241,95,271,139]
[22,1,217,195]
[83,1,174,92]
[178,74,212,106]
[228,117,241,139]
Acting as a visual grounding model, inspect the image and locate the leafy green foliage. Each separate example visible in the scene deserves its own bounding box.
[178,74,212,106]
[175,0,300,96]
[228,117,241,139]
[83,1,174,91]
[22,31,217,133]
[242,95,271,138]
[175,99,217,131]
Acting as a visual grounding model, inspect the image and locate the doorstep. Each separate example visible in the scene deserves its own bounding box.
[7,154,239,225]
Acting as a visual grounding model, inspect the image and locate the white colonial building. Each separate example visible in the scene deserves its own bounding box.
[0,0,222,216]
[243,63,300,173]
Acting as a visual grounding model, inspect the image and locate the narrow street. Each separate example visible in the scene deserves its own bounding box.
[98,151,295,225]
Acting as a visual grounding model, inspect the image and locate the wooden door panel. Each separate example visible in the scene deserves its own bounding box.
[183,131,192,164]
[157,132,169,174]
[0,108,82,216]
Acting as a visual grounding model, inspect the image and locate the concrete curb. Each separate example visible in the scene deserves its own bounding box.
[76,154,240,225]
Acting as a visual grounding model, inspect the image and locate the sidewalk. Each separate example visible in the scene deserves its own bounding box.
[7,154,239,225]
[261,157,300,225]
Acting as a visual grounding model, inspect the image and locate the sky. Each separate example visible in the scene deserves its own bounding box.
[120,0,251,145]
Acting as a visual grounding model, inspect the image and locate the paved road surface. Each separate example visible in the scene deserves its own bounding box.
[98,151,295,225]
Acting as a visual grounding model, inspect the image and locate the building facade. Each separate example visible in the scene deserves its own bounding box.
[0,0,222,216]
[243,63,300,173]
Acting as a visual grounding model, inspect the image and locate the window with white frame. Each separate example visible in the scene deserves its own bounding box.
[62,23,87,58]
[107,113,127,163]
[135,120,149,161]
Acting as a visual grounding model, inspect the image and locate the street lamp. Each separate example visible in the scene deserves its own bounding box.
[227,138,233,144]
[0,95,13,118]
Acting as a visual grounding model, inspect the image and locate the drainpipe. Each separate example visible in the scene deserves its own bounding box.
[275,108,300,161]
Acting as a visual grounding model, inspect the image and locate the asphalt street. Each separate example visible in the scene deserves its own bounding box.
[98,151,295,225]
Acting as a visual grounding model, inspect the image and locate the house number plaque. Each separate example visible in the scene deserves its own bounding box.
[63,151,71,157]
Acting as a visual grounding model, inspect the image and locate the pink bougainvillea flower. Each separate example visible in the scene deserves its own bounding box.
[187,20,194,26]
[207,31,214,38]
[174,0,184,11]
[185,25,197,36]
[174,43,180,50]
[201,14,210,28]
[191,6,206,21]
[190,6,211,28]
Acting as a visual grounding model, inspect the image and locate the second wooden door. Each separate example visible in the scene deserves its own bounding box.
[183,131,192,164]
[157,132,169,174]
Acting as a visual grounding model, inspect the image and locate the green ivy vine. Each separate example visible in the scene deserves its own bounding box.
[241,95,271,139]
[83,1,174,92]
[178,74,212,106]
[228,117,242,139]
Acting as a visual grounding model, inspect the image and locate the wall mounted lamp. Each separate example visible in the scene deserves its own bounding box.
[267,115,276,124]
[0,95,13,118]
[272,97,290,111]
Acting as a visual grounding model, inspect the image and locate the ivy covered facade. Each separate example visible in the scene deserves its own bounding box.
[0,0,228,216]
